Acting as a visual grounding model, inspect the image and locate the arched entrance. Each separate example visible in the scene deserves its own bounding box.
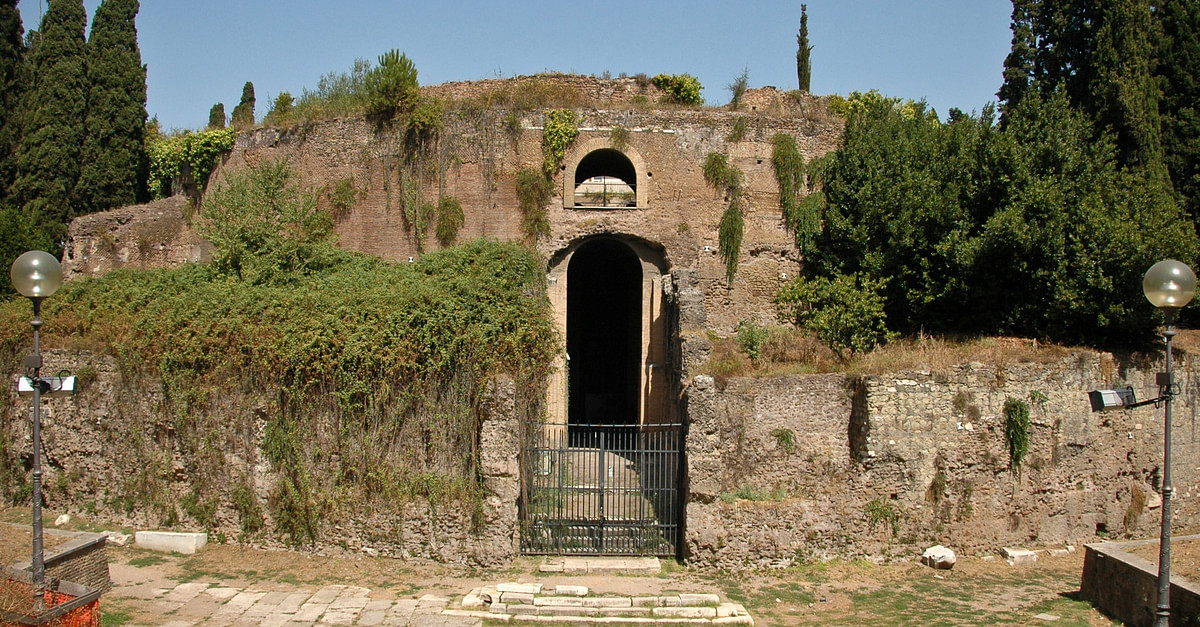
[520,235,682,557]
[567,238,641,446]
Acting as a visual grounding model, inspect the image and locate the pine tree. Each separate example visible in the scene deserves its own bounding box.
[0,0,24,201]
[796,4,811,92]
[1156,1,1200,218]
[231,81,255,129]
[12,0,87,235]
[208,102,225,129]
[76,0,147,214]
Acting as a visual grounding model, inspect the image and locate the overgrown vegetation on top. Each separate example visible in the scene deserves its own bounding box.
[0,160,558,544]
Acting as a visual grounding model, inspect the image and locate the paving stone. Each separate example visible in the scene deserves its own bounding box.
[417,593,451,608]
[275,591,311,614]
[553,585,588,596]
[679,592,721,605]
[165,582,209,603]
[317,608,358,625]
[292,601,329,622]
[309,586,345,604]
[205,587,243,601]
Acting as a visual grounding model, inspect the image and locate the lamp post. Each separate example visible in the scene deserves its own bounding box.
[9,250,63,611]
[1143,259,1197,627]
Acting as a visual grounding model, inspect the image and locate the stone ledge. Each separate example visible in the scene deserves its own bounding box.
[457,581,752,624]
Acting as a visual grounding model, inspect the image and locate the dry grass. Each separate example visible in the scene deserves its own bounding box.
[701,327,1098,382]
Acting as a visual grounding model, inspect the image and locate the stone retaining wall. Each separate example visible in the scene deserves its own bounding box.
[684,351,1200,567]
[1081,537,1200,626]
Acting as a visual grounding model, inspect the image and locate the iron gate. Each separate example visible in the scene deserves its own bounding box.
[520,422,684,556]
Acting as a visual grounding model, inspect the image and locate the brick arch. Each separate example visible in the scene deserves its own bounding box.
[563,138,649,209]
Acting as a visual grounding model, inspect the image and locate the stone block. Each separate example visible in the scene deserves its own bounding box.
[500,591,534,604]
[679,592,721,605]
[553,585,589,596]
[497,582,543,594]
[534,596,583,607]
[134,530,208,554]
[1002,547,1039,566]
[581,597,632,608]
[921,545,956,570]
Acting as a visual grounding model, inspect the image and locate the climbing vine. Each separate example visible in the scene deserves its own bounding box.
[542,109,578,175]
[146,127,237,198]
[770,133,822,255]
[1003,397,1031,470]
[704,152,746,282]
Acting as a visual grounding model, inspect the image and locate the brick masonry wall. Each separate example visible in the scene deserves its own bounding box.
[64,80,842,335]
[684,352,1200,567]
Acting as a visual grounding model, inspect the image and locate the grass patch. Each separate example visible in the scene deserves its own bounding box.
[126,555,166,568]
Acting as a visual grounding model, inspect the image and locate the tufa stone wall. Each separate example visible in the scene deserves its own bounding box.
[1,350,521,567]
[61,196,212,281]
[684,352,1200,568]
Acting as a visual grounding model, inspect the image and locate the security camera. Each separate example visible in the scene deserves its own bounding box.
[1088,386,1136,412]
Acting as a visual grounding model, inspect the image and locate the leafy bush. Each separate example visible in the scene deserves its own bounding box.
[264,92,294,126]
[366,49,419,118]
[726,116,749,142]
[727,67,749,110]
[651,73,702,105]
[294,58,373,119]
[777,273,894,356]
[198,158,335,285]
[736,320,768,361]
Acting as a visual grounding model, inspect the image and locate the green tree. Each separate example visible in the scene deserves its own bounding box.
[0,203,53,297]
[0,0,24,202]
[208,102,225,129]
[76,0,148,214]
[12,0,88,238]
[264,91,294,126]
[1089,0,1164,171]
[796,4,811,92]
[1155,1,1200,218]
[365,49,418,118]
[231,81,255,129]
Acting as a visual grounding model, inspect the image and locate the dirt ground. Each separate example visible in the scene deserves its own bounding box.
[1,518,1128,626]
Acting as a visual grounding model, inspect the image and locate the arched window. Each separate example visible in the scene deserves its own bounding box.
[573,149,638,208]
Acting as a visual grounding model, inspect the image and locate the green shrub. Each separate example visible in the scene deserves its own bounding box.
[726,116,749,142]
[652,73,703,105]
[776,273,894,356]
[866,497,900,537]
[727,67,749,110]
[264,91,294,126]
[736,320,768,361]
[294,58,373,119]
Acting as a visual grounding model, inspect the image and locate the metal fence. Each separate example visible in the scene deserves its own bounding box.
[520,422,683,556]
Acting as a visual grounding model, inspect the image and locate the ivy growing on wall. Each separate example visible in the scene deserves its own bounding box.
[1004,397,1030,470]
[770,133,821,255]
[541,109,578,175]
[146,127,237,199]
[703,152,746,282]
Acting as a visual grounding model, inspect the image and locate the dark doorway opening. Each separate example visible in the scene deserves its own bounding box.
[567,238,641,447]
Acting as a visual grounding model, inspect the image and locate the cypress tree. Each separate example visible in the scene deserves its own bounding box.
[0,0,23,201]
[997,0,1034,122]
[12,0,87,235]
[208,102,225,129]
[1156,1,1200,218]
[76,0,147,214]
[231,81,255,129]
[1089,0,1164,171]
[796,4,811,92]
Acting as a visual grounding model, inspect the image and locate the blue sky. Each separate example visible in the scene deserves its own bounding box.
[23,0,1015,131]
